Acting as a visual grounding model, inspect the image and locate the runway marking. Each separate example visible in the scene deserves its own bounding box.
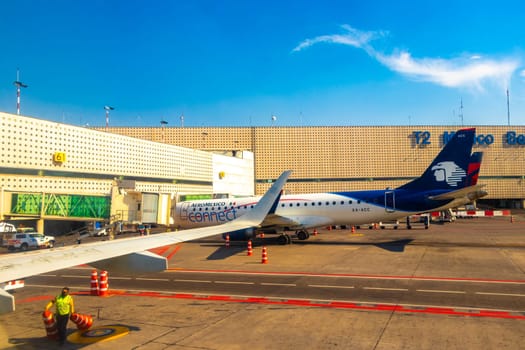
[60,275,87,279]
[174,279,212,283]
[363,287,408,292]
[308,284,355,289]
[476,292,525,297]
[261,282,296,287]
[107,276,132,280]
[166,245,182,261]
[214,280,255,285]
[18,286,525,320]
[169,268,525,285]
[417,289,466,294]
[136,278,169,282]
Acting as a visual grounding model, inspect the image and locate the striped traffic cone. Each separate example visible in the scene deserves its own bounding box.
[225,234,230,248]
[70,312,93,330]
[42,310,58,339]
[99,270,109,296]
[313,229,318,236]
[261,246,268,264]
[247,240,253,256]
[351,226,355,233]
[90,269,99,296]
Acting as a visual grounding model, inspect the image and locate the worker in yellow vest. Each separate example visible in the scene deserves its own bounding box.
[45,287,75,345]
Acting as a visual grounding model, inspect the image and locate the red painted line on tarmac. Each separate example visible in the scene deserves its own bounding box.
[149,245,171,256]
[17,291,525,320]
[16,295,53,303]
[165,245,182,261]
[167,268,525,284]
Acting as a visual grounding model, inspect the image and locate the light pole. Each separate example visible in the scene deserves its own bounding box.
[160,119,168,142]
[104,106,114,131]
[13,68,28,115]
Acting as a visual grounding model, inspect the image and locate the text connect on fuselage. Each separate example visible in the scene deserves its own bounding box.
[187,202,238,223]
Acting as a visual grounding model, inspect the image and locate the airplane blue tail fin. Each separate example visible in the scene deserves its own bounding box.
[398,128,476,191]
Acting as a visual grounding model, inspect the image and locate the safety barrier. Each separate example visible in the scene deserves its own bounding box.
[99,270,109,296]
[90,270,99,296]
[247,240,253,256]
[42,310,58,339]
[261,246,268,264]
[70,312,93,330]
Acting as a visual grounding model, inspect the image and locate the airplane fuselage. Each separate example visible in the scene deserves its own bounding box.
[173,189,455,231]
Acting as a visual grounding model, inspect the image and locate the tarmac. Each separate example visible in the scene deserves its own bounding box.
[1,214,524,349]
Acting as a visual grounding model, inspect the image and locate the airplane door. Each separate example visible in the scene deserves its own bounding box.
[385,190,395,213]
[179,202,190,220]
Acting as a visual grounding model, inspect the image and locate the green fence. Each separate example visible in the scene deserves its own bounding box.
[10,193,110,219]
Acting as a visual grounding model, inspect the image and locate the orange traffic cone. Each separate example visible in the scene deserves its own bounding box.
[261,246,268,264]
[70,312,93,330]
[247,240,253,256]
[99,270,108,296]
[90,269,99,296]
[42,310,58,339]
[259,232,265,238]
[225,234,230,248]
[510,215,514,223]
[313,229,318,236]
[351,226,355,233]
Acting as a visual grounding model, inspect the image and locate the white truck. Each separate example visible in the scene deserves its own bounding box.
[1,222,17,248]
[6,228,56,251]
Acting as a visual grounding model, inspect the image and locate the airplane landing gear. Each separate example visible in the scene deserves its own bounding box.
[296,230,310,241]
[277,234,292,245]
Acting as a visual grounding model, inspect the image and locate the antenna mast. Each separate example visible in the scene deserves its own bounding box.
[507,88,510,126]
[459,98,464,126]
[13,68,28,115]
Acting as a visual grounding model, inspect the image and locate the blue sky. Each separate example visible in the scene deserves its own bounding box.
[1,0,525,127]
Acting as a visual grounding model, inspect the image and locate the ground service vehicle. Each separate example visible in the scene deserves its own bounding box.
[6,231,56,251]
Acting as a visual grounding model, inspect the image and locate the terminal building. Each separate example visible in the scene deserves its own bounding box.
[1,111,524,235]
[0,112,253,235]
[101,124,525,209]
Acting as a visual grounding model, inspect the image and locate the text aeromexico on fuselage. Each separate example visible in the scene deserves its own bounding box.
[174,128,486,244]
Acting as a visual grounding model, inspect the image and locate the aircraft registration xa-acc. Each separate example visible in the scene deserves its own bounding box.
[174,128,486,244]
[0,170,292,314]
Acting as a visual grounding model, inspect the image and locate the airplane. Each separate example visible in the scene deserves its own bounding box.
[0,170,292,314]
[173,128,487,244]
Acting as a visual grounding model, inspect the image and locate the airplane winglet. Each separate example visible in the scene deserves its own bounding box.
[238,170,292,225]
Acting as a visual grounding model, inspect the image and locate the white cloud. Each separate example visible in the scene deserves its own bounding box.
[292,24,386,53]
[375,50,518,91]
[294,24,521,91]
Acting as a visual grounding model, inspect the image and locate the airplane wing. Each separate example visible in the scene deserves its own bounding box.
[261,214,333,230]
[0,170,292,313]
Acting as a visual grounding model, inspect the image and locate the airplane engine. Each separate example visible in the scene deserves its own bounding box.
[222,228,256,241]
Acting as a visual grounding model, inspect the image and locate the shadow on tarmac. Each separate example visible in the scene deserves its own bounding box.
[202,238,414,259]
